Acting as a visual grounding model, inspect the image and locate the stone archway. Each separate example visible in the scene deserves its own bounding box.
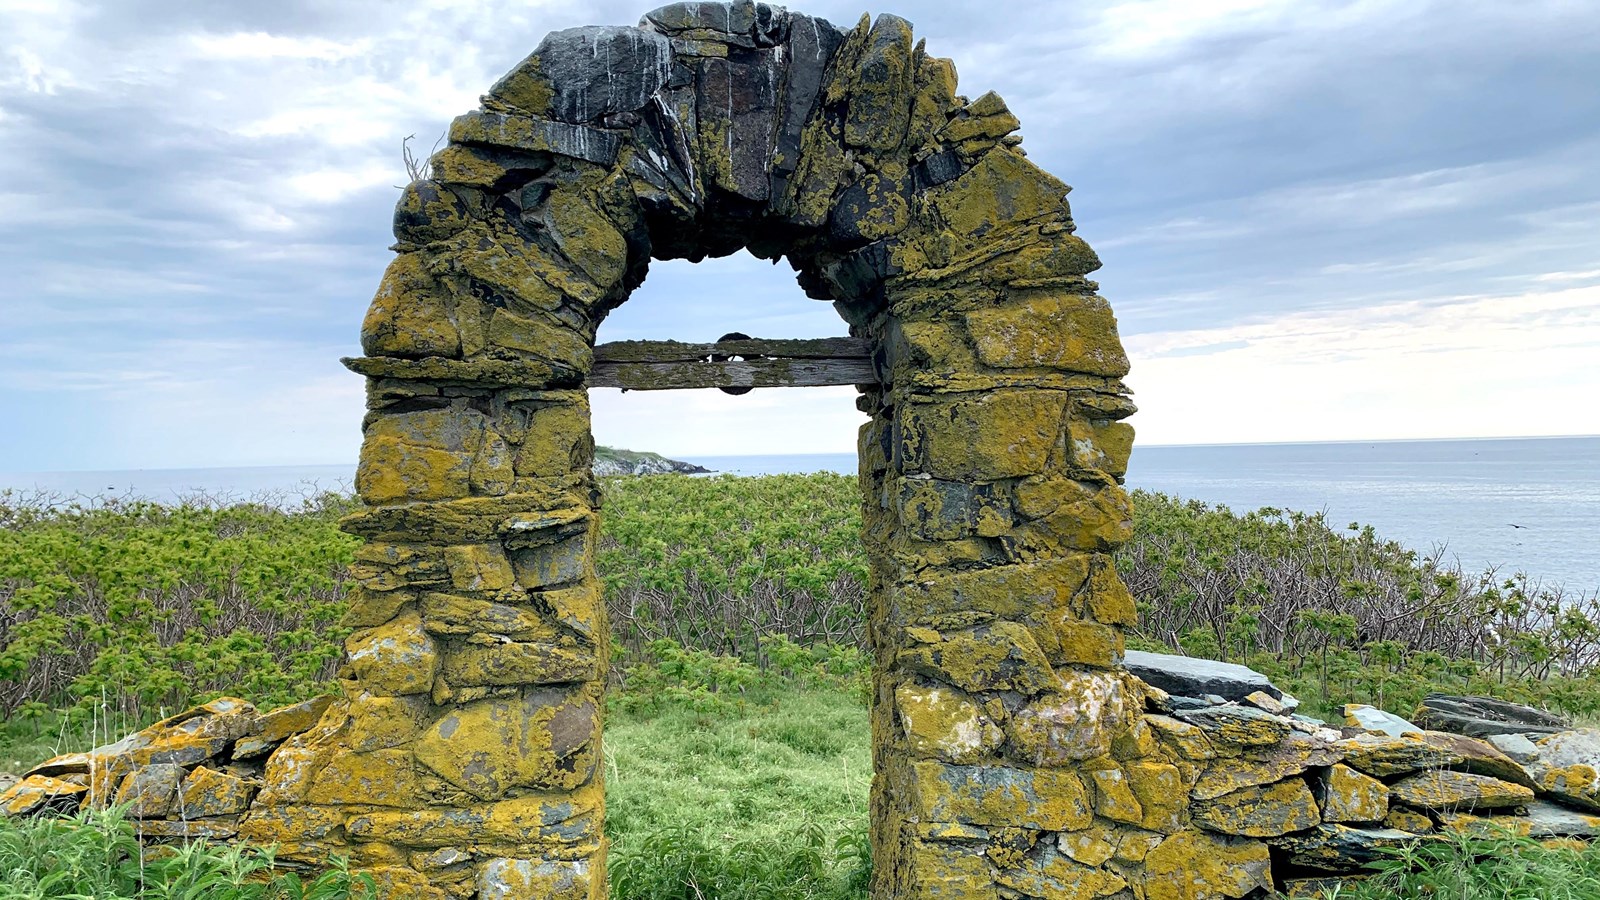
[274,3,1141,897]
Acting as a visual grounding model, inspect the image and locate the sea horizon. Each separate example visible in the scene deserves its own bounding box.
[4,434,1596,593]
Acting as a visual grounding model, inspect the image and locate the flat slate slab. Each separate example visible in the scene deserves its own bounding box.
[1123,650,1281,702]
[1414,693,1567,737]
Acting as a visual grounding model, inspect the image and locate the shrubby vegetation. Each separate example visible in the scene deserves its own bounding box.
[5,475,1600,898]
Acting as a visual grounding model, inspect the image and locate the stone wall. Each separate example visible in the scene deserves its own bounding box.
[9,3,1598,899]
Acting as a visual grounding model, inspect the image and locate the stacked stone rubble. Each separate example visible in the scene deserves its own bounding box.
[14,3,1600,898]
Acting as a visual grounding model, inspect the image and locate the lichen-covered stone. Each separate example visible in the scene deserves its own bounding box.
[909,761,1092,831]
[1192,777,1320,837]
[899,621,1055,695]
[992,843,1128,899]
[362,253,462,359]
[345,610,439,696]
[1269,825,1421,871]
[307,749,420,807]
[898,391,1069,481]
[1314,764,1389,824]
[965,292,1129,378]
[895,683,1003,763]
[1190,732,1340,800]
[1384,806,1435,833]
[1006,668,1134,765]
[441,641,599,687]
[1173,705,1292,748]
[0,775,87,817]
[1336,732,1463,778]
[479,856,595,900]
[347,693,432,752]
[115,763,185,818]
[1391,770,1535,813]
[177,767,255,818]
[1087,765,1144,824]
[1142,830,1272,900]
[413,688,598,800]
[1126,760,1189,833]
[1539,763,1600,811]
[1421,730,1535,788]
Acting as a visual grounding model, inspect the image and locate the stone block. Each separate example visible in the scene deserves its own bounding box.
[902,842,998,900]
[1390,770,1534,812]
[925,148,1070,242]
[1142,830,1272,900]
[1126,761,1189,833]
[422,592,558,641]
[347,693,433,752]
[891,555,1091,623]
[899,391,1068,481]
[895,682,1003,764]
[992,843,1128,899]
[346,611,440,697]
[1192,777,1320,837]
[1006,668,1134,765]
[177,766,255,818]
[444,544,518,592]
[441,641,598,687]
[895,477,1010,541]
[361,253,462,360]
[346,788,601,848]
[115,763,184,818]
[413,688,599,800]
[909,760,1092,831]
[307,749,420,807]
[1314,764,1389,824]
[0,775,87,817]
[964,291,1129,378]
[1336,732,1463,778]
[478,857,595,900]
[898,622,1055,695]
[1088,766,1143,825]
[511,533,590,588]
[515,402,593,477]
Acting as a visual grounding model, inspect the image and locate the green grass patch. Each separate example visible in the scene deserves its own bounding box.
[606,684,871,900]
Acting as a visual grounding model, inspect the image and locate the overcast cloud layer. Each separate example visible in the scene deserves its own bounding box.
[2,0,1598,472]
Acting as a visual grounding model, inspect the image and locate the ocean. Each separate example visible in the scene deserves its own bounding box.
[3,436,1595,592]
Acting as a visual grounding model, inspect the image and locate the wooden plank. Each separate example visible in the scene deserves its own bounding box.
[593,336,870,364]
[591,357,879,391]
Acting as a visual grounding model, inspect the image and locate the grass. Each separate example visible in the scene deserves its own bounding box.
[605,685,871,900]
[0,805,372,900]
[1335,829,1600,900]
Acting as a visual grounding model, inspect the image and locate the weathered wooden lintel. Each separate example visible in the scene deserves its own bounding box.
[590,337,878,391]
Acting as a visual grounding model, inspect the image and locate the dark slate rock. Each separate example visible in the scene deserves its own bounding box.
[829,168,911,246]
[527,26,674,124]
[1414,693,1568,738]
[1123,650,1281,702]
[770,11,845,201]
[1269,825,1421,871]
[696,49,781,201]
[1165,695,1213,711]
[915,150,966,190]
[1523,799,1600,837]
[643,1,788,45]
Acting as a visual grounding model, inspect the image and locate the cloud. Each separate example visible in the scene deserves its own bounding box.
[1,0,1598,471]
[1124,285,1600,445]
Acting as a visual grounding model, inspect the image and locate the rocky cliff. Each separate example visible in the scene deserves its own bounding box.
[592,446,711,476]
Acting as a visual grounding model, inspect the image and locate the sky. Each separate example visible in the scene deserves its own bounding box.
[2,0,1598,473]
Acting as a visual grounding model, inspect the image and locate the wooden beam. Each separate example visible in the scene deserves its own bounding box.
[590,336,879,391]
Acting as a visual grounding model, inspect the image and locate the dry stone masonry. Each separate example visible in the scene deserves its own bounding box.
[7,4,1600,898]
